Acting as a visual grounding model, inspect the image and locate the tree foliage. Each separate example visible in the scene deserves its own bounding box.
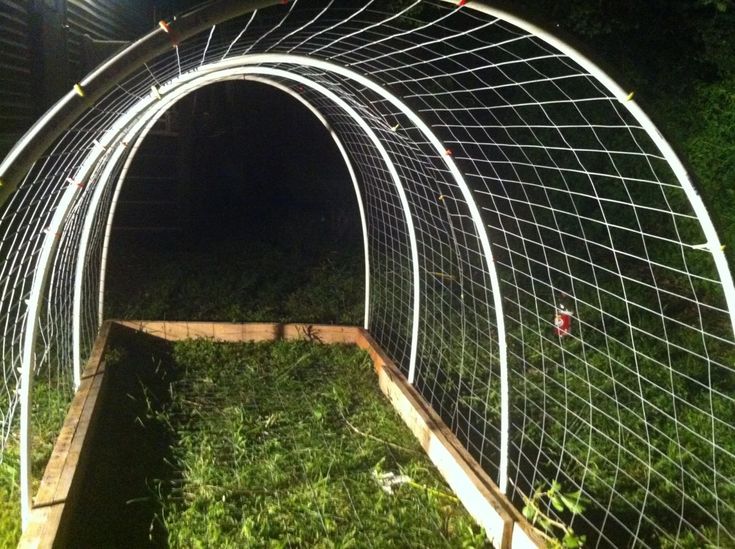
[512,0,735,259]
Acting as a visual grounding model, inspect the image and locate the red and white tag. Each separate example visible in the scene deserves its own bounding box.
[554,309,573,336]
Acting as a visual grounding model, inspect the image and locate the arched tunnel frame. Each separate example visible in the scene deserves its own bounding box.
[19,56,511,528]
[0,1,733,545]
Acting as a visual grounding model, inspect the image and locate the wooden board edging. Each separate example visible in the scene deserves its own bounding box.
[113,320,362,345]
[18,321,116,549]
[18,321,543,549]
[353,329,544,549]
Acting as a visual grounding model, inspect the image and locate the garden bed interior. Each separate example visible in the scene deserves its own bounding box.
[18,321,542,549]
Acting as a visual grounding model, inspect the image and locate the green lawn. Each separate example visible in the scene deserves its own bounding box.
[151,338,488,548]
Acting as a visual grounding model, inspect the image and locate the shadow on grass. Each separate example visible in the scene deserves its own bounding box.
[60,328,178,548]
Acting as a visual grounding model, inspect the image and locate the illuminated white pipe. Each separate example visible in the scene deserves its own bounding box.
[74,102,188,385]
[239,76,371,329]
[72,145,133,387]
[19,90,164,528]
[246,68,423,384]
[19,180,81,527]
[163,65,422,381]
[94,76,371,332]
[97,108,178,328]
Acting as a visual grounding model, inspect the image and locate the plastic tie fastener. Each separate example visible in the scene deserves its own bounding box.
[159,20,180,47]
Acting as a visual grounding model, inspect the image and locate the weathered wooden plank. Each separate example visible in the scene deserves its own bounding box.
[282,323,361,344]
[211,322,245,341]
[354,329,544,549]
[114,321,362,345]
[18,321,115,549]
[17,506,50,549]
[51,373,104,502]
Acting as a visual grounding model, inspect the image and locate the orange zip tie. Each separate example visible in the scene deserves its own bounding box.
[458,0,469,5]
[159,20,180,47]
[444,148,453,156]
[66,177,85,189]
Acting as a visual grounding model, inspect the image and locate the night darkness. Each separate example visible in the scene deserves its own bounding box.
[123,81,357,245]
[105,81,364,322]
[188,83,354,241]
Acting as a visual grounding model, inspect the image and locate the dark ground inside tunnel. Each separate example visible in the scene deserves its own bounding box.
[60,329,176,548]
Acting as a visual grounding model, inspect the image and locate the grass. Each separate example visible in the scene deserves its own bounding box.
[0,225,367,547]
[146,338,489,548]
[105,236,364,326]
[0,376,72,548]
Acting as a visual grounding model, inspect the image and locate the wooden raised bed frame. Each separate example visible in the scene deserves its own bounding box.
[18,321,543,549]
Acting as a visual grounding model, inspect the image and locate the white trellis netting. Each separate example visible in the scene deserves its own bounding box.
[0,1,734,546]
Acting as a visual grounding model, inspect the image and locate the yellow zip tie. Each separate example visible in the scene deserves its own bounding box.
[625,91,635,102]
[391,123,400,132]
[74,83,85,98]
[152,85,162,100]
[692,242,725,252]
[438,195,446,201]
[0,178,4,188]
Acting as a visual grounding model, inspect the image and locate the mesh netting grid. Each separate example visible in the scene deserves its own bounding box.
[0,2,733,547]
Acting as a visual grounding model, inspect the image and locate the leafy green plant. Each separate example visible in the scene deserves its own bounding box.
[522,481,587,548]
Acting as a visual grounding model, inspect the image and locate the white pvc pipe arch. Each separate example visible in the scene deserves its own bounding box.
[19,88,171,526]
[9,0,735,541]
[22,64,430,527]
[76,74,373,391]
